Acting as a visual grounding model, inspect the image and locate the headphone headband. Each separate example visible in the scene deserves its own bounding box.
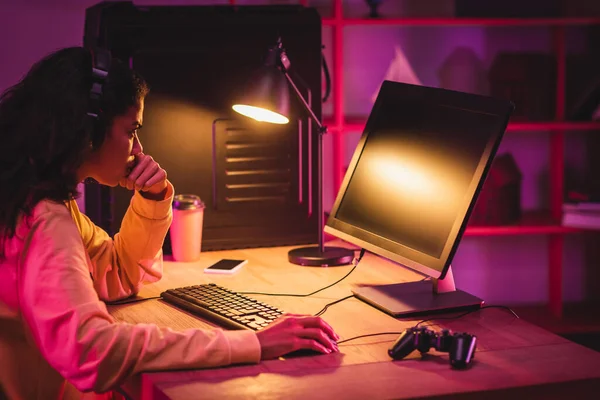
[87,47,111,119]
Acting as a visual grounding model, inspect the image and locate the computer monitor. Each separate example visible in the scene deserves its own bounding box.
[324,80,514,318]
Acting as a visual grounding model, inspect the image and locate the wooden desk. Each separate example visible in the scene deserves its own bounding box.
[108,244,600,399]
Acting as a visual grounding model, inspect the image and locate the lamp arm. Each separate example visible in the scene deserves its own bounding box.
[283,71,326,253]
[283,72,325,132]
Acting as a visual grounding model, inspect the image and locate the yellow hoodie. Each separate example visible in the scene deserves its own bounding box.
[0,182,260,399]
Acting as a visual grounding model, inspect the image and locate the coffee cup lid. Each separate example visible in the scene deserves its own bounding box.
[173,194,205,210]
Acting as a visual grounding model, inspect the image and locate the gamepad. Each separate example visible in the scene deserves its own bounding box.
[388,326,477,369]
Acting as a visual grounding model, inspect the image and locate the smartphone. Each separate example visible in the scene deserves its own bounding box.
[204,259,248,274]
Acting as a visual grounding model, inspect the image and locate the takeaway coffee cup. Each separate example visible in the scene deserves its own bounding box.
[170,194,205,262]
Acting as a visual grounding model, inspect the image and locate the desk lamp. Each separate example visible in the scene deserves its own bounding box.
[232,38,354,267]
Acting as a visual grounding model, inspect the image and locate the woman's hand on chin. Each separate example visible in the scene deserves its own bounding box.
[119,153,168,199]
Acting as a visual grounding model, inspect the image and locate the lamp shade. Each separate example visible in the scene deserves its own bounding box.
[232,65,290,124]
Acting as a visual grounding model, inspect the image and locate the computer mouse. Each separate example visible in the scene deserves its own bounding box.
[283,348,326,358]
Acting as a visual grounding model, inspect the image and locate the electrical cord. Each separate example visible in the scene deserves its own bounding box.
[337,304,520,345]
[337,332,404,345]
[103,262,519,351]
[288,46,331,104]
[105,296,161,305]
[314,294,354,317]
[414,305,519,328]
[115,387,133,400]
[238,248,366,297]
[108,249,365,307]
[321,45,331,103]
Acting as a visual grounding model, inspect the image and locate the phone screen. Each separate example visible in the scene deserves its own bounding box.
[204,259,247,274]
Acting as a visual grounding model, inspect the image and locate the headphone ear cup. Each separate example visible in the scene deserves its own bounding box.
[87,47,112,148]
[89,116,105,150]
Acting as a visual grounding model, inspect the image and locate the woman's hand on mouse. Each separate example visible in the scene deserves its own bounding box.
[119,153,168,197]
[256,314,340,359]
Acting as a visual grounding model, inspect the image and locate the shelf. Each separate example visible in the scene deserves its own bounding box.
[327,212,581,238]
[323,118,600,133]
[322,17,600,27]
[323,215,580,243]
[464,212,582,236]
[507,121,600,132]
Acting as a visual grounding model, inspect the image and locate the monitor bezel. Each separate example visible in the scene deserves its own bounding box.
[325,80,514,280]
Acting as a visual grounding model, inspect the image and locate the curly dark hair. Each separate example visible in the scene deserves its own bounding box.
[0,46,149,257]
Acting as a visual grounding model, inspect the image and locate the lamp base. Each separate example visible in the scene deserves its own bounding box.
[288,246,355,267]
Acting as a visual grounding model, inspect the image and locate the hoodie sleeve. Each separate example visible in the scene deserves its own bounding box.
[68,181,174,301]
[18,203,261,393]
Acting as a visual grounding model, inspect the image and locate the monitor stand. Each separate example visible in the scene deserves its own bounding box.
[351,265,483,318]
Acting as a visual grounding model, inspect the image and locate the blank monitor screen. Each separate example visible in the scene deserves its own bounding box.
[325,81,514,280]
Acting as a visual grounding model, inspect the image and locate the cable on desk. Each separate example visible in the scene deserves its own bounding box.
[238,248,366,298]
[314,294,354,317]
[413,305,519,328]
[337,332,404,345]
[337,304,520,345]
[105,296,161,305]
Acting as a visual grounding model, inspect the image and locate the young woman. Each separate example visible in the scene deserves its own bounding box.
[0,47,339,399]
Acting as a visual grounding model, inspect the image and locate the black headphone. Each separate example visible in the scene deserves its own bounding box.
[87,47,111,120]
[86,47,112,149]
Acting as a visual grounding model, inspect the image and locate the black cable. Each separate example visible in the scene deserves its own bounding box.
[289,47,331,104]
[238,248,366,298]
[314,294,354,317]
[321,46,331,103]
[337,332,404,345]
[337,304,519,345]
[414,305,519,328]
[106,296,161,305]
[310,274,432,323]
[115,387,133,400]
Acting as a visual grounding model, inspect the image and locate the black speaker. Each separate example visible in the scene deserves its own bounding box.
[83,1,321,252]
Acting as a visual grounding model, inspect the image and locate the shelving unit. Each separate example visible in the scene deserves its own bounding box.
[321,0,599,318]
[229,0,600,317]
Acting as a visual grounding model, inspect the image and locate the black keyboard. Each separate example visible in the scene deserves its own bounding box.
[160,283,284,331]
